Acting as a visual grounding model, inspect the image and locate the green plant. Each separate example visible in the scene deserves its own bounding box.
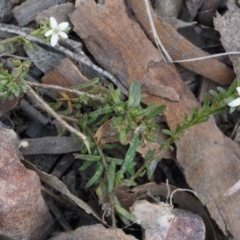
[0,60,30,100]
[1,19,240,224]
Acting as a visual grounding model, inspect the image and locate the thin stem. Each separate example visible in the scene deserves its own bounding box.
[27,81,104,102]
[26,83,88,143]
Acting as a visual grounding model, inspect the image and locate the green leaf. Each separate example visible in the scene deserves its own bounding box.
[110,87,121,105]
[79,77,99,88]
[145,134,165,144]
[209,90,219,100]
[162,129,173,136]
[108,161,116,192]
[128,81,141,107]
[88,106,115,117]
[119,130,127,145]
[145,105,166,119]
[211,106,227,115]
[79,161,93,171]
[123,134,140,175]
[75,154,100,162]
[126,162,136,176]
[202,94,210,110]
[227,80,237,95]
[0,44,5,53]
[217,87,227,95]
[114,203,137,224]
[86,162,104,188]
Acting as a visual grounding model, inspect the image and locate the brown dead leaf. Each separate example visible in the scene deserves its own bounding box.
[129,0,235,85]
[35,3,74,27]
[22,160,101,222]
[214,0,240,76]
[154,0,182,18]
[42,58,88,88]
[198,0,220,26]
[70,0,240,237]
[0,95,22,117]
[185,0,205,20]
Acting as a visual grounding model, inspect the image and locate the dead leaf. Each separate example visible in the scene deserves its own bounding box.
[0,94,22,117]
[154,0,182,18]
[214,0,240,76]
[185,0,205,20]
[22,160,101,222]
[35,3,74,27]
[129,0,235,85]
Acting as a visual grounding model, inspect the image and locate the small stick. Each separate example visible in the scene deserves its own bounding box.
[26,84,88,145]
[27,81,104,102]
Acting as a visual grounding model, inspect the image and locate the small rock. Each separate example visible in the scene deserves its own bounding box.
[130,200,205,240]
[0,126,53,240]
[48,224,137,240]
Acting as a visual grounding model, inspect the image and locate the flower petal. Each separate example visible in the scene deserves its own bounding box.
[236,87,240,96]
[228,97,240,107]
[50,33,59,46]
[50,17,58,29]
[45,29,53,37]
[58,22,69,31]
[58,31,68,39]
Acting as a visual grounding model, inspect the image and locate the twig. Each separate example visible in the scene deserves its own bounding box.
[26,84,88,143]
[27,81,104,102]
[0,23,128,96]
[143,0,173,62]
[173,51,240,63]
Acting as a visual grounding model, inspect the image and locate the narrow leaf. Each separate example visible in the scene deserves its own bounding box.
[128,81,141,107]
[86,162,104,188]
[162,129,173,136]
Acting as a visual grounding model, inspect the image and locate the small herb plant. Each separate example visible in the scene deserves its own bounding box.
[1,17,240,224]
[0,60,30,100]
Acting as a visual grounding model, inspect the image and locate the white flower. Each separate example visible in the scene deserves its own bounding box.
[45,17,69,47]
[228,87,240,107]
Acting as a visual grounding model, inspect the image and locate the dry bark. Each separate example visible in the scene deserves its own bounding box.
[12,0,68,26]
